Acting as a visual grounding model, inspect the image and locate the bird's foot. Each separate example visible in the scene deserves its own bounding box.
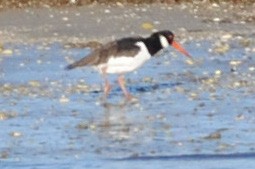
[104,84,112,96]
[125,93,139,103]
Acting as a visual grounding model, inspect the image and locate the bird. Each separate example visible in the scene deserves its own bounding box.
[65,30,192,100]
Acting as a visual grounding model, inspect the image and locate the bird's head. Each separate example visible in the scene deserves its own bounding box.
[152,30,192,59]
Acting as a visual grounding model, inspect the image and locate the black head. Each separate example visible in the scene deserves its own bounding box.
[151,30,192,58]
[151,30,174,47]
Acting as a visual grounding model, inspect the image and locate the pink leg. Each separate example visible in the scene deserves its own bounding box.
[104,78,111,96]
[118,75,132,100]
[101,67,111,97]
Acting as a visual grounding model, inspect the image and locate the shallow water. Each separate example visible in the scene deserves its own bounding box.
[1,39,255,168]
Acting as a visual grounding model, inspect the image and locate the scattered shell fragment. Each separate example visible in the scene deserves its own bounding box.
[2,49,13,55]
[28,80,41,87]
[185,59,195,65]
[0,112,17,120]
[175,86,185,93]
[214,70,222,76]
[204,131,221,140]
[239,38,251,47]
[0,151,9,159]
[62,17,69,21]
[189,92,198,100]
[104,9,111,13]
[214,43,230,54]
[248,67,255,71]
[221,34,232,41]
[141,22,154,30]
[76,122,89,129]
[116,2,124,7]
[213,18,221,22]
[143,77,153,83]
[59,95,70,103]
[10,131,22,137]
[235,114,245,121]
[229,60,242,66]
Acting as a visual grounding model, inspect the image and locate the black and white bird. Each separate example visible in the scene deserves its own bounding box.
[66,30,192,100]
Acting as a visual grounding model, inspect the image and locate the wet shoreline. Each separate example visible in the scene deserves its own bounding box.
[1,3,255,169]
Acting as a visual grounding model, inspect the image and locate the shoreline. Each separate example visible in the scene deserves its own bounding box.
[0,3,254,44]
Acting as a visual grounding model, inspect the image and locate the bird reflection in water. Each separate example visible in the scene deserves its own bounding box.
[98,100,133,141]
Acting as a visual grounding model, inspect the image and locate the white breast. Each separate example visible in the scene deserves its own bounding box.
[97,42,151,74]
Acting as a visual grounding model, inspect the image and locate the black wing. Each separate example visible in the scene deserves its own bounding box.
[65,37,143,70]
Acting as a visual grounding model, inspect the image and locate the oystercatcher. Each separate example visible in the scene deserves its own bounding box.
[66,30,192,100]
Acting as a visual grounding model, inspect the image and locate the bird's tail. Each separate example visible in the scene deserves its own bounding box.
[65,62,78,70]
[65,55,93,70]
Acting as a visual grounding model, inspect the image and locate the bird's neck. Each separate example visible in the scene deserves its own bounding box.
[143,37,163,56]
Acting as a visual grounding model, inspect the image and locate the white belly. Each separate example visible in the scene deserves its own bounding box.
[98,42,151,74]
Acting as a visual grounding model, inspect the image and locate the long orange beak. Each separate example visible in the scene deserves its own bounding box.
[171,41,192,59]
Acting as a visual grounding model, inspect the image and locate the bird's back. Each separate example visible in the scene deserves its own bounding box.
[65,36,144,70]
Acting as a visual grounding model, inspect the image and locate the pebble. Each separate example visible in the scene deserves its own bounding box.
[62,17,69,21]
[248,67,255,71]
[104,9,111,14]
[59,95,70,103]
[204,131,221,140]
[214,43,230,54]
[213,18,221,22]
[235,114,245,121]
[141,22,154,30]
[2,49,13,55]
[10,131,22,137]
[221,34,232,41]
[185,59,195,65]
[215,70,222,76]
[28,80,41,87]
[229,60,242,66]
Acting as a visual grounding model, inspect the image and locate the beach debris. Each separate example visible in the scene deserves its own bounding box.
[62,17,69,21]
[10,131,22,137]
[204,131,221,140]
[2,49,13,55]
[28,80,41,87]
[59,95,70,103]
[213,42,230,54]
[141,22,154,30]
[214,69,222,76]
[0,112,17,120]
[0,151,9,159]
[235,114,245,121]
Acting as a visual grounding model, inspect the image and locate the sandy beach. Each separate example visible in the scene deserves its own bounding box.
[1,2,255,169]
[0,2,254,44]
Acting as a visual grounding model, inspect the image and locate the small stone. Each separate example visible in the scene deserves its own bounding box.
[229,60,242,66]
[204,131,221,140]
[2,49,13,55]
[215,70,222,76]
[235,114,245,121]
[62,17,69,21]
[59,95,70,103]
[116,2,124,7]
[221,34,232,41]
[28,80,41,87]
[185,59,195,65]
[213,18,221,22]
[214,43,230,54]
[141,22,154,30]
[1,151,9,159]
[104,9,110,13]
[249,67,255,71]
[10,131,22,137]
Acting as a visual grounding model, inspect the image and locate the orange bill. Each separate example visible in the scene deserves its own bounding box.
[171,41,192,59]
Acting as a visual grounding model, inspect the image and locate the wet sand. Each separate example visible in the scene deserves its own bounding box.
[1,2,255,169]
[0,3,254,44]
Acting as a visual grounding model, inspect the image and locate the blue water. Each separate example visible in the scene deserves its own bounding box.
[1,40,255,168]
